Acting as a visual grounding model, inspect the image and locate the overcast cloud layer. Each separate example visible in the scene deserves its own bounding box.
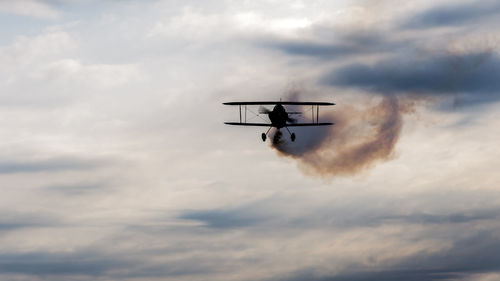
[0,0,499,280]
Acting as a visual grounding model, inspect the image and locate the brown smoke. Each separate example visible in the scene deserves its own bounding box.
[271,95,416,177]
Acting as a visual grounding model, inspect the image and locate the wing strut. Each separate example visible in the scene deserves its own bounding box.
[317,105,319,123]
[239,105,248,123]
[309,105,321,124]
[311,105,320,124]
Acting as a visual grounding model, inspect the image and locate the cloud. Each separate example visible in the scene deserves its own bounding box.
[0,157,104,174]
[0,251,129,276]
[273,229,500,281]
[0,249,224,280]
[46,183,106,196]
[0,212,59,232]
[330,205,500,229]
[0,1,499,281]
[255,2,500,108]
[179,208,269,229]
[178,196,500,231]
[0,31,75,66]
[339,208,500,229]
[173,195,500,281]
[321,51,500,104]
[0,0,61,20]
[42,59,142,88]
[264,31,408,59]
[403,1,500,29]
[232,12,312,35]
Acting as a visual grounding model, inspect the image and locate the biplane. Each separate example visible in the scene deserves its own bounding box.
[223,101,335,142]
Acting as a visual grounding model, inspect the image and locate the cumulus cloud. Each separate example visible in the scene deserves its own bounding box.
[173,190,500,281]
[252,0,500,178]
[43,59,143,88]
[178,192,500,230]
[272,229,500,281]
[179,208,269,229]
[0,156,104,174]
[0,212,59,232]
[46,183,106,196]
[0,251,130,276]
[0,1,499,281]
[0,0,61,20]
[403,0,500,29]
[265,31,409,59]
[0,31,75,67]
[259,1,500,107]
[322,51,500,104]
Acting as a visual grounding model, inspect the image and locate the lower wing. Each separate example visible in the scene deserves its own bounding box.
[224,122,273,127]
[224,122,334,127]
[286,123,334,126]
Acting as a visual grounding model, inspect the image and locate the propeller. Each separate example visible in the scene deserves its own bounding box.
[259,106,271,114]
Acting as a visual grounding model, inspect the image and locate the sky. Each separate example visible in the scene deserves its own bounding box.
[0,0,500,280]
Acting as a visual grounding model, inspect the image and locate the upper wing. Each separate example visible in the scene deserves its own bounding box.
[225,122,334,127]
[223,101,335,106]
[224,122,273,127]
[286,123,334,127]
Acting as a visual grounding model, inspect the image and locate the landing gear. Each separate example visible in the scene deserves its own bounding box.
[285,127,296,142]
[261,127,272,142]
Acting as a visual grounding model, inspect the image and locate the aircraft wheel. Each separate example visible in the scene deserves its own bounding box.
[291,133,296,142]
[261,133,267,142]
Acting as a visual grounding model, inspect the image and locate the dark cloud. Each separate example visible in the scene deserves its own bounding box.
[0,249,214,279]
[269,40,355,58]
[341,208,500,228]
[179,208,268,229]
[0,251,129,276]
[0,157,105,174]
[115,258,218,279]
[274,269,462,281]
[178,196,500,231]
[263,32,408,59]
[403,1,500,29]
[0,212,60,232]
[322,51,500,103]
[257,2,500,108]
[3,200,498,280]
[46,183,106,195]
[373,210,499,225]
[273,229,500,281]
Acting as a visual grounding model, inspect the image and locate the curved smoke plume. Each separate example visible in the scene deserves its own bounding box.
[271,95,415,177]
[270,47,495,178]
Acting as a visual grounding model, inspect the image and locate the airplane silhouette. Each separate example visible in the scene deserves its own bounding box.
[223,101,334,142]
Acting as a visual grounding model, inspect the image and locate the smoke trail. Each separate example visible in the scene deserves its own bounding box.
[270,46,494,178]
[271,95,415,177]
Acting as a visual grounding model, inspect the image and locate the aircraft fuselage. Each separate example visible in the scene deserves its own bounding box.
[268,103,289,129]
